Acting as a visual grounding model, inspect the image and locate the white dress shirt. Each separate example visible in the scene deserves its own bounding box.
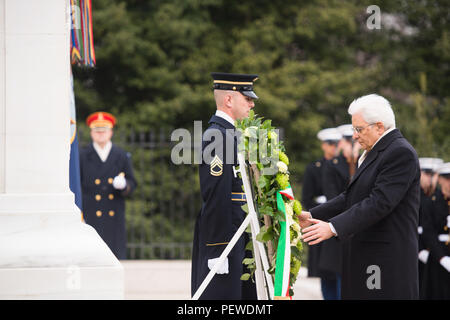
[93,141,112,162]
[358,127,396,167]
[215,110,235,127]
[329,127,395,237]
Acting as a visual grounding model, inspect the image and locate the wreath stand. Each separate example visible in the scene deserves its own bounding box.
[192,153,274,300]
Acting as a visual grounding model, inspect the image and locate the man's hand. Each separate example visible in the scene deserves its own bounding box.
[298,211,313,229]
[301,218,334,245]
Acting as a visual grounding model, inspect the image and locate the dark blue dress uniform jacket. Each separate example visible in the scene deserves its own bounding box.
[80,143,137,260]
[191,115,256,300]
[421,189,450,299]
[311,129,420,299]
[318,154,350,276]
[418,188,430,299]
[302,158,327,278]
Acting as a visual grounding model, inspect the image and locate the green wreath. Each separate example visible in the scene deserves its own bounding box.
[236,110,304,298]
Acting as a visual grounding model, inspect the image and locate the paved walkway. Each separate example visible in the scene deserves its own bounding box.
[122,260,322,300]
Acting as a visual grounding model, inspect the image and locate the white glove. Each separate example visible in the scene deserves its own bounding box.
[207,257,229,274]
[314,195,327,204]
[418,250,429,264]
[112,175,127,190]
[417,226,423,235]
[440,256,450,273]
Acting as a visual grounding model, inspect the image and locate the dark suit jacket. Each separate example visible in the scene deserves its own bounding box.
[311,129,420,299]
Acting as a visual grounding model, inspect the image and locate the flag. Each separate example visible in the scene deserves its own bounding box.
[274,190,292,299]
[279,186,294,200]
[69,72,83,212]
[70,0,95,67]
[69,0,96,214]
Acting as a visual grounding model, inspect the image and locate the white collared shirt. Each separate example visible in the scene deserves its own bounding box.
[93,141,112,162]
[358,127,396,168]
[215,110,235,127]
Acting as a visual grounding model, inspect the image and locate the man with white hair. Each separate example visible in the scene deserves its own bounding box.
[299,94,421,299]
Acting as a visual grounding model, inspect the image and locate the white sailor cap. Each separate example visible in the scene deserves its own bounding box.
[317,128,342,142]
[419,158,444,173]
[437,162,450,176]
[337,124,354,138]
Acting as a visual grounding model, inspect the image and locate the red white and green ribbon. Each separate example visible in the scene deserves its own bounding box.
[279,186,294,200]
[274,188,291,298]
[70,0,96,67]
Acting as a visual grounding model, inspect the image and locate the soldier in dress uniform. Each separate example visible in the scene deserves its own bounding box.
[421,162,450,299]
[191,72,259,300]
[317,124,360,300]
[321,125,361,205]
[302,128,341,299]
[417,157,443,298]
[79,112,137,260]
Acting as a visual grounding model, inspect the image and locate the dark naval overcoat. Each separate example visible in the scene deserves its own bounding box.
[302,158,327,278]
[80,143,137,260]
[421,189,450,299]
[318,154,349,276]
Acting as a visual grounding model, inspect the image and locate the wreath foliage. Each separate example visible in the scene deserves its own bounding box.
[236,110,304,297]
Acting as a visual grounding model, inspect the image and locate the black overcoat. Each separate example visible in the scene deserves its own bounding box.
[80,143,137,260]
[311,129,420,299]
[191,115,256,300]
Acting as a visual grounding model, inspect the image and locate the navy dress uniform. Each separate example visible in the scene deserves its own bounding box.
[303,128,341,282]
[417,157,443,298]
[302,158,326,279]
[191,73,258,300]
[80,112,137,260]
[318,125,357,284]
[320,155,345,280]
[421,162,450,299]
[319,156,347,298]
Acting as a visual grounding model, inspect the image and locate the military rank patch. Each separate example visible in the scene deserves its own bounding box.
[210,155,223,176]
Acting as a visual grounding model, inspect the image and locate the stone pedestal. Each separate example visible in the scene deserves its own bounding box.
[0,0,123,299]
